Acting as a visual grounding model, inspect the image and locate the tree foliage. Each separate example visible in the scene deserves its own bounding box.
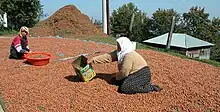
[150,8,180,37]
[210,18,220,61]
[181,6,213,42]
[110,2,149,41]
[211,39,220,61]
[0,0,43,30]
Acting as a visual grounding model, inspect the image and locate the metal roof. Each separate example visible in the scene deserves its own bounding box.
[143,33,214,49]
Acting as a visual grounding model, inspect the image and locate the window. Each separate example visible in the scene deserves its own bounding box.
[200,49,205,56]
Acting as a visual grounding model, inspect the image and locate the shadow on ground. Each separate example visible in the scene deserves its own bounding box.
[64,73,117,85]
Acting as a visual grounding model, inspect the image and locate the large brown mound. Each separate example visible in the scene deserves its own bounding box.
[30,5,105,37]
[0,37,220,111]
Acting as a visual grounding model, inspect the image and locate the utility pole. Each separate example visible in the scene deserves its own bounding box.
[102,0,107,34]
[106,0,110,35]
[129,13,135,32]
[166,16,175,49]
[128,12,135,38]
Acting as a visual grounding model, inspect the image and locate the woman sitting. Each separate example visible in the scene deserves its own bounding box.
[9,26,31,59]
[88,37,161,94]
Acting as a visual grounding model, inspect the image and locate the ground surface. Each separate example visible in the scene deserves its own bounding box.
[0,37,219,112]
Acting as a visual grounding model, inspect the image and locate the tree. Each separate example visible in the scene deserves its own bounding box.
[210,17,220,61]
[211,39,220,61]
[150,8,180,37]
[0,1,5,30]
[93,19,102,26]
[211,17,220,42]
[181,6,213,42]
[0,0,43,30]
[129,10,150,42]
[110,2,149,41]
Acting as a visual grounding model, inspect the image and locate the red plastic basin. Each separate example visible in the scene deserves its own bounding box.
[24,52,51,66]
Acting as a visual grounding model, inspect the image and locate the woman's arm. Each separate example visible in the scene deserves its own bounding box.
[13,36,28,53]
[91,50,117,64]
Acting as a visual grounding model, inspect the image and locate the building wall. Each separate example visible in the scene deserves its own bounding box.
[0,13,7,27]
[186,48,211,59]
[186,50,200,58]
[199,48,211,59]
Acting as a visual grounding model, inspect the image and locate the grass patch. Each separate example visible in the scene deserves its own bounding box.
[38,105,45,111]
[0,91,7,112]
[65,35,117,45]
[175,106,179,112]
[0,28,17,36]
[194,58,220,67]
[69,97,73,112]
[206,108,212,112]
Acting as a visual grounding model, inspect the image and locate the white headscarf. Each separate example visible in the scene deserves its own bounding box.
[116,37,135,64]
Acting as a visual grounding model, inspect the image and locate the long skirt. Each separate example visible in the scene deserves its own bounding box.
[117,66,161,94]
[9,46,24,59]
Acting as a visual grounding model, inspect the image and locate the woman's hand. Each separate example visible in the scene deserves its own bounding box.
[87,58,93,64]
[24,50,32,54]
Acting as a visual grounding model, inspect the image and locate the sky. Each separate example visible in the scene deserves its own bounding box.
[40,0,220,20]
